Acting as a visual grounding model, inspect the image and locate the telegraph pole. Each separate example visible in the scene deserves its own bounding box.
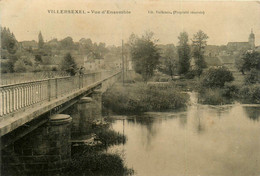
[122,40,124,84]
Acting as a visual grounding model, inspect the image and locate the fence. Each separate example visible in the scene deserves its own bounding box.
[0,70,120,117]
[0,71,71,85]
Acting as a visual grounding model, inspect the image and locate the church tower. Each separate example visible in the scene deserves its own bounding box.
[248,29,255,50]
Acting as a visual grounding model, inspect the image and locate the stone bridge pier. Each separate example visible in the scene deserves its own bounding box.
[1,71,121,175]
[1,114,72,176]
[73,89,103,136]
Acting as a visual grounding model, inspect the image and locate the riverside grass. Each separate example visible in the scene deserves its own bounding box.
[103,83,189,114]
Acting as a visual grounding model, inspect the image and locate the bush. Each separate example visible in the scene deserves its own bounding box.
[245,69,260,85]
[97,129,126,147]
[222,83,239,99]
[103,83,188,114]
[201,66,234,88]
[198,88,225,105]
[13,59,27,72]
[184,70,196,79]
[65,151,133,176]
[239,84,260,104]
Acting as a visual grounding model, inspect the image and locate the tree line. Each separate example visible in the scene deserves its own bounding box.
[128,30,209,81]
[0,27,108,74]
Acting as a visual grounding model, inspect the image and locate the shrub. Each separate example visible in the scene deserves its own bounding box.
[13,59,27,72]
[239,84,260,104]
[97,129,126,147]
[66,152,132,176]
[244,69,260,85]
[103,83,188,114]
[222,83,239,99]
[184,70,196,79]
[198,88,225,105]
[201,66,234,88]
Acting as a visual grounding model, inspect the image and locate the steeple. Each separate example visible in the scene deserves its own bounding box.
[248,28,255,50]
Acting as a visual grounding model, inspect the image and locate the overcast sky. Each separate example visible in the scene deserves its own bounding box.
[0,0,259,46]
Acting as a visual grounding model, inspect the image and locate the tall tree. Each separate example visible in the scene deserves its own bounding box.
[1,27,18,54]
[129,32,160,82]
[61,53,77,76]
[38,31,44,49]
[158,44,178,80]
[177,32,191,75]
[236,51,260,84]
[192,30,208,76]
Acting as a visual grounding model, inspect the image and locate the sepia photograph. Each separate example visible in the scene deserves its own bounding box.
[0,0,259,175]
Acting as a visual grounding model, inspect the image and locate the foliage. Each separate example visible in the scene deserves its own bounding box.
[96,129,126,147]
[103,83,188,114]
[198,88,234,105]
[201,66,234,88]
[192,30,208,76]
[222,83,239,99]
[239,84,260,104]
[63,126,132,176]
[184,69,196,79]
[60,36,74,49]
[13,59,27,72]
[1,27,18,54]
[1,60,14,73]
[61,53,77,76]
[158,44,178,79]
[236,51,260,85]
[177,32,191,75]
[236,51,260,74]
[38,31,44,49]
[65,151,133,176]
[129,32,160,81]
[244,69,260,84]
[34,54,42,63]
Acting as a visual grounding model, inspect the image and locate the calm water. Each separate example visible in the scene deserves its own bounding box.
[109,93,260,176]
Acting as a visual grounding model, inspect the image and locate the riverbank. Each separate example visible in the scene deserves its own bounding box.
[63,120,133,176]
[103,82,189,114]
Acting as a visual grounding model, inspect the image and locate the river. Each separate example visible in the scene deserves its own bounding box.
[108,92,260,176]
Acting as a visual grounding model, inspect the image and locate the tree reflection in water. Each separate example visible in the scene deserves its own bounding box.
[243,106,260,121]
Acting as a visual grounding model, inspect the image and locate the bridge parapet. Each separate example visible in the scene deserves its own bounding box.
[0,70,119,118]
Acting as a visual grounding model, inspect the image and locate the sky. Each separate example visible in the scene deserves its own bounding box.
[0,0,260,46]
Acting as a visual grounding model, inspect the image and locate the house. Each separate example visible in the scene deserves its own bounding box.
[83,56,104,71]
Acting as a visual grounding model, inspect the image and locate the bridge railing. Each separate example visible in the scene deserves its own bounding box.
[0,70,120,118]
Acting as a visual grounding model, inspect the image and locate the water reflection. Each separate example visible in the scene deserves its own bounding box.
[110,103,260,176]
[243,106,260,121]
[178,113,188,128]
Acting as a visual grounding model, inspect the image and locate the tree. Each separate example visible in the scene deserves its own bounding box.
[236,51,260,84]
[192,30,208,76]
[35,54,42,63]
[13,56,33,73]
[60,37,74,49]
[159,44,178,79]
[201,66,234,88]
[177,32,191,75]
[129,32,160,82]
[61,53,77,76]
[1,27,18,54]
[38,31,44,49]
[236,51,260,73]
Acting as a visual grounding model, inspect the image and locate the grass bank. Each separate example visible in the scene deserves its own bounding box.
[103,83,189,114]
[63,120,132,176]
[64,146,133,176]
[198,83,260,105]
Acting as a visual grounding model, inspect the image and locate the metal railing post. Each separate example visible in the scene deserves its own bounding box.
[55,78,58,98]
[48,79,51,101]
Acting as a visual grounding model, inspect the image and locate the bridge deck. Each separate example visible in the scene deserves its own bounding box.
[0,71,121,137]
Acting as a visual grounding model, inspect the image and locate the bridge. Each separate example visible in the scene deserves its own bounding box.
[0,70,121,175]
